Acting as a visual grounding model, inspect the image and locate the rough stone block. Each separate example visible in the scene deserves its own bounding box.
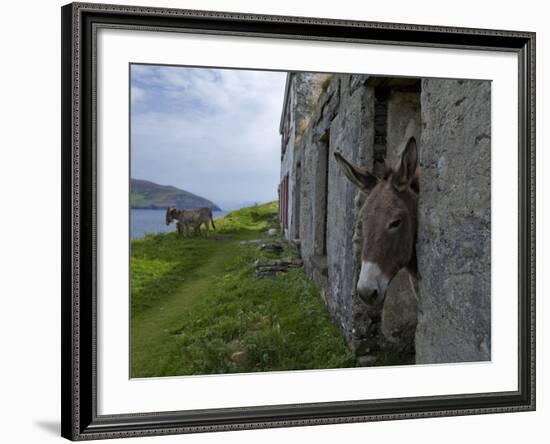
[416,78,491,364]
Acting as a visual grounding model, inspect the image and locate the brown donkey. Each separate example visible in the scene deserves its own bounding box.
[334,137,419,321]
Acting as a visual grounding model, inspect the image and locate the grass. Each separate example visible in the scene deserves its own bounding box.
[131,201,356,378]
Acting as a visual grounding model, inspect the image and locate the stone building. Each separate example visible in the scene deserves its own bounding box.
[279,73,331,238]
[279,72,491,365]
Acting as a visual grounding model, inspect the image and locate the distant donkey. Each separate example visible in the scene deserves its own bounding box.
[165,207,216,238]
[334,136,419,321]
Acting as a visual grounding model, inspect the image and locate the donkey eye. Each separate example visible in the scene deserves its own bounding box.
[388,219,402,230]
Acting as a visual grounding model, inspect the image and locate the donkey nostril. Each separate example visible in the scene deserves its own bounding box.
[358,287,378,306]
[366,289,378,303]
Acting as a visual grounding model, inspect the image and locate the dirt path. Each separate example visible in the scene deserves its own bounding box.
[131,238,239,377]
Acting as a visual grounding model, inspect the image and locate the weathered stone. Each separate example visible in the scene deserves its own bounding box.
[259,242,284,253]
[240,239,266,246]
[386,89,421,167]
[325,79,374,339]
[294,73,329,129]
[416,78,491,364]
[230,351,248,364]
[351,338,371,356]
[280,73,491,366]
[267,228,278,237]
[381,269,418,353]
[255,258,303,279]
[289,75,421,353]
[256,259,299,267]
[349,74,370,94]
[357,355,378,366]
[280,73,331,240]
[241,238,285,250]
[240,239,276,247]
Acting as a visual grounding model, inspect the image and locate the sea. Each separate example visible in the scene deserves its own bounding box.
[131,208,229,240]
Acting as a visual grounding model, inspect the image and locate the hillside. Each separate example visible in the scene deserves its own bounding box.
[130,179,221,210]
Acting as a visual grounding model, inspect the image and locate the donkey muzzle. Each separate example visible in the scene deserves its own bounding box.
[358,288,380,306]
[357,261,389,313]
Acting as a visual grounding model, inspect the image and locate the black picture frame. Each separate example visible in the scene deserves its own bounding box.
[61,2,536,440]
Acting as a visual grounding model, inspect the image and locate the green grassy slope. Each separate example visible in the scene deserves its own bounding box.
[130,201,355,377]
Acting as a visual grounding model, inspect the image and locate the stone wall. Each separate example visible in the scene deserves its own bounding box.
[283,73,491,365]
[416,78,491,363]
[326,76,373,337]
[280,73,330,240]
[386,89,422,166]
[297,74,372,337]
[295,75,419,356]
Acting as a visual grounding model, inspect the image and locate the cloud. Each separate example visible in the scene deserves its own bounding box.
[131,64,287,209]
[131,86,146,104]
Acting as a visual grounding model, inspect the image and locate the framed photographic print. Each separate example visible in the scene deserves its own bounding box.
[61,2,536,440]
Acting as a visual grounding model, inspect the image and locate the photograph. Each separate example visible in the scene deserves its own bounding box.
[59,2,536,439]
[129,64,491,378]
[1,0,545,442]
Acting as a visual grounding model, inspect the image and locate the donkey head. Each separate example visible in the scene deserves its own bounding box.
[165,207,179,226]
[334,138,419,320]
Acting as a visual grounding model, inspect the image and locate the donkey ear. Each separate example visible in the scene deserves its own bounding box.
[334,152,378,193]
[392,137,418,191]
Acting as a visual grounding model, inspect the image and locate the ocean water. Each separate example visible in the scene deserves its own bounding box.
[131,208,229,240]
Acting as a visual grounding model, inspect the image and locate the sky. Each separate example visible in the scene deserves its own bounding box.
[131,64,287,210]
